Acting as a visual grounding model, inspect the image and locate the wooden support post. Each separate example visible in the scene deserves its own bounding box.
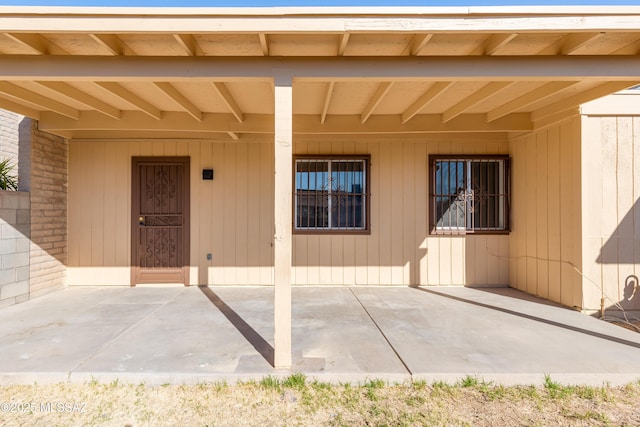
[273,73,293,369]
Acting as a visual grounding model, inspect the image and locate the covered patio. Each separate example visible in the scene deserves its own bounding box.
[2,6,640,369]
[0,285,639,385]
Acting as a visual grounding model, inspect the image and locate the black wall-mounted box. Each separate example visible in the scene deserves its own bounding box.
[202,169,214,180]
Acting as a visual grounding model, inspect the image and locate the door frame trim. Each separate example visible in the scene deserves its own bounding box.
[131,156,190,287]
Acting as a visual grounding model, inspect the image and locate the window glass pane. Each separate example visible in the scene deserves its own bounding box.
[296,160,329,229]
[470,160,503,230]
[330,160,365,229]
[295,158,367,231]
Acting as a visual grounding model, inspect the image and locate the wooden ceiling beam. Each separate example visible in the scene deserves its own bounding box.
[361,81,393,124]
[561,32,604,55]
[258,33,269,56]
[401,81,453,124]
[89,34,124,55]
[227,131,240,140]
[299,113,532,134]
[34,81,121,119]
[409,33,433,55]
[3,55,640,82]
[531,81,639,120]
[337,33,350,56]
[321,81,335,124]
[173,34,199,56]
[0,81,79,119]
[39,111,271,133]
[153,81,202,121]
[38,110,531,134]
[95,82,161,119]
[483,33,518,55]
[533,107,581,130]
[212,82,243,122]
[486,81,578,122]
[4,33,49,54]
[611,38,640,55]
[442,81,512,123]
[0,95,40,119]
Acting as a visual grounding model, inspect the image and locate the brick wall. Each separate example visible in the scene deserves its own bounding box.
[29,124,67,298]
[0,192,30,308]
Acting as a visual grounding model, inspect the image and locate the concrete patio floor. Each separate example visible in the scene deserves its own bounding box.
[1,285,639,386]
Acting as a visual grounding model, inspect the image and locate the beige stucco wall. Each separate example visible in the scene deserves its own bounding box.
[580,93,640,314]
[508,117,583,309]
[68,136,509,286]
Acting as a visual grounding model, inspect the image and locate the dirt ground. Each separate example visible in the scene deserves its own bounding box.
[0,376,638,426]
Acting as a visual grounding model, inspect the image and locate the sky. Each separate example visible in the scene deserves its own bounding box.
[2,0,640,6]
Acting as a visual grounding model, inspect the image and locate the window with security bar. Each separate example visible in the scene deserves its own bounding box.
[294,156,370,233]
[430,155,510,234]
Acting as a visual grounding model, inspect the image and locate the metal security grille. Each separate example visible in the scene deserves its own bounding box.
[431,156,509,233]
[295,157,368,231]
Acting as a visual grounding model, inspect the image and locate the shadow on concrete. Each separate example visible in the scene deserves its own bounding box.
[413,286,640,350]
[198,285,274,367]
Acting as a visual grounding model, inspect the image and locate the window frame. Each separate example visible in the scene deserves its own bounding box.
[429,154,511,235]
[293,155,371,235]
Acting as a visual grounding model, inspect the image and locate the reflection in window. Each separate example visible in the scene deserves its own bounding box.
[431,156,509,234]
[295,157,368,232]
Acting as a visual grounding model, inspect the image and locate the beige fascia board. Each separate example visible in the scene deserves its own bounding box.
[1,5,640,16]
[4,55,640,82]
[3,7,640,33]
[3,6,640,15]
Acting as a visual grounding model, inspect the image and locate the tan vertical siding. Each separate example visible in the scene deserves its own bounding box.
[581,112,640,314]
[69,136,509,286]
[68,139,276,286]
[293,138,509,286]
[509,118,583,309]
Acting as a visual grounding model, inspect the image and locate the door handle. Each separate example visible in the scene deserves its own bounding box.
[139,216,145,226]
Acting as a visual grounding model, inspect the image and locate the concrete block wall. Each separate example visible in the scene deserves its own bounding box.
[0,191,30,308]
[29,124,68,298]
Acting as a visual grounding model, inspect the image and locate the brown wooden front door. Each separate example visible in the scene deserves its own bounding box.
[131,157,190,286]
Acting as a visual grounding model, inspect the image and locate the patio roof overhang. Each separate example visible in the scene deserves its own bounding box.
[1,6,640,140]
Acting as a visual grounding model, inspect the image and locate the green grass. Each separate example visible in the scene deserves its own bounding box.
[459,375,480,388]
[543,375,574,399]
[259,375,281,391]
[282,373,307,390]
